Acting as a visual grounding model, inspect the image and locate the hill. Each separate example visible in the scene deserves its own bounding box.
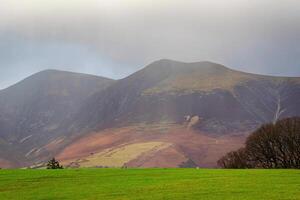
[0,60,300,168]
[56,60,300,168]
[71,59,300,134]
[0,70,114,167]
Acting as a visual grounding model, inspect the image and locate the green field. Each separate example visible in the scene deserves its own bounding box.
[0,169,299,200]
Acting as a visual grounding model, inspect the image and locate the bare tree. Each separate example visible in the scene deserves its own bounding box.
[217,148,251,169]
[218,117,300,169]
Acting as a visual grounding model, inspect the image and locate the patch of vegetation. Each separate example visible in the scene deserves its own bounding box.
[67,142,171,168]
[219,117,300,168]
[143,69,253,95]
[46,158,63,169]
[179,159,198,168]
[0,169,299,200]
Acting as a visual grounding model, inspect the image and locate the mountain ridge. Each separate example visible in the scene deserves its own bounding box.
[0,69,114,91]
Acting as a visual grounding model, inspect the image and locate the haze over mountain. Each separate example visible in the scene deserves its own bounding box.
[0,60,299,168]
[0,70,114,167]
[1,0,300,89]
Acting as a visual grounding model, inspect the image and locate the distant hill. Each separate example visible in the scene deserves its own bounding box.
[0,70,114,167]
[0,60,299,168]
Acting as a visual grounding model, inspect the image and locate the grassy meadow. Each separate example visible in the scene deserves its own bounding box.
[0,168,299,200]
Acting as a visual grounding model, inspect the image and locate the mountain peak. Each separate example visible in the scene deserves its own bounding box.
[146,59,230,72]
[32,69,113,81]
[1,68,114,97]
[151,58,184,64]
[36,69,64,74]
[32,69,78,77]
[138,60,249,95]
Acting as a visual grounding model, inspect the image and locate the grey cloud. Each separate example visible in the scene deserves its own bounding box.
[0,0,300,88]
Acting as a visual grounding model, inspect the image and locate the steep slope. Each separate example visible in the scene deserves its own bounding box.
[70,59,300,134]
[0,70,114,167]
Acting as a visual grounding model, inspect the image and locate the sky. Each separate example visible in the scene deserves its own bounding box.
[0,0,300,89]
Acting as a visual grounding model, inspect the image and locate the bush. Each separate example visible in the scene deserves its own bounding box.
[218,117,300,169]
[46,158,64,169]
[217,148,252,169]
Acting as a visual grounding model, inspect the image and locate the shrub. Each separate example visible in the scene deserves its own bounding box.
[46,158,64,169]
[218,117,300,169]
[217,148,252,168]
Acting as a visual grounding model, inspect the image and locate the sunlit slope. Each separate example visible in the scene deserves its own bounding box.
[143,60,300,94]
[62,142,171,168]
[57,123,244,168]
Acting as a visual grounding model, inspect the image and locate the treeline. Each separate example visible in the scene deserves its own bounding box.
[218,117,300,169]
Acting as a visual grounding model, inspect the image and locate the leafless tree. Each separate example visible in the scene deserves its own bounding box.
[217,148,251,168]
[218,117,300,169]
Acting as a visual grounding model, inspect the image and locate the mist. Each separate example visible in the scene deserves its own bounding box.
[1,0,300,89]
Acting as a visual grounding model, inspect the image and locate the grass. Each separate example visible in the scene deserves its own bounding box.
[70,142,171,168]
[0,169,299,200]
[142,70,252,95]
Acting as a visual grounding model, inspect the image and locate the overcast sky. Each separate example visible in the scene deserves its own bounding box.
[0,0,300,89]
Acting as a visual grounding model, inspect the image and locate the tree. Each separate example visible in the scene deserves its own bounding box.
[217,148,252,169]
[46,158,63,169]
[218,117,300,169]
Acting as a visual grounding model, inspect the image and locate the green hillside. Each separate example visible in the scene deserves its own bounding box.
[0,169,299,200]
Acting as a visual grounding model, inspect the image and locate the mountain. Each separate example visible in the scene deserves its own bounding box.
[55,60,300,168]
[68,59,300,133]
[0,60,300,168]
[0,70,114,167]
